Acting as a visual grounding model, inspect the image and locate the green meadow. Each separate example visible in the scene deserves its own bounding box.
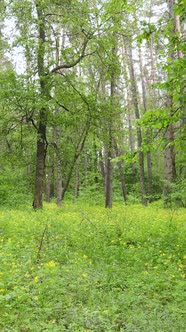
[0,201,185,331]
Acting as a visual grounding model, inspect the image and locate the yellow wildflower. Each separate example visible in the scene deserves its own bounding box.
[82,273,88,278]
[178,264,184,270]
[44,260,57,268]
[34,276,39,283]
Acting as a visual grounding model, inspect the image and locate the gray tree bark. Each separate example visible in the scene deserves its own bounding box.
[127,39,147,206]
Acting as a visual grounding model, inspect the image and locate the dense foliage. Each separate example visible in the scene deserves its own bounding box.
[0,3,185,330]
[0,0,185,207]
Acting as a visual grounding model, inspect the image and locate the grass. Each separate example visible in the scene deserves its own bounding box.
[0,201,185,331]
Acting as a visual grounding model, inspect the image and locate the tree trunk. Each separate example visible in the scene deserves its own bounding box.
[138,46,153,202]
[163,124,175,206]
[33,117,47,208]
[164,120,176,206]
[127,39,147,206]
[56,157,63,206]
[62,123,89,200]
[93,137,99,184]
[104,50,116,208]
[46,164,54,203]
[54,122,63,207]
[99,151,106,193]
[163,0,179,205]
[114,140,128,203]
[33,2,48,209]
[122,40,137,180]
[74,156,80,200]
[105,139,113,208]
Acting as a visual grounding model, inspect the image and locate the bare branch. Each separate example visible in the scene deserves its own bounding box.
[57,72,90,110]
[54,100,71,112]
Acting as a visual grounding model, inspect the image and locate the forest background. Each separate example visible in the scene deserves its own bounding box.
[0,0,186,207]
[0,1,186,331]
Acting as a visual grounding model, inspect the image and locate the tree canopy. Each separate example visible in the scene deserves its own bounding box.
[0,0,185,208]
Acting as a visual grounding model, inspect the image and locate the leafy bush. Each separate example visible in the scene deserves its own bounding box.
[0,166,32,208]
[170,179,186,208]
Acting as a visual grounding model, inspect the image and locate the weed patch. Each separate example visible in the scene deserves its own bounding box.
[0,202,185,331]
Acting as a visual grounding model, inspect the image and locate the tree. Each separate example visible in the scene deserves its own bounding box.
[125,37,147,206]
[1,0,185,208]
[163,0,185,205]
[6,0,95,208]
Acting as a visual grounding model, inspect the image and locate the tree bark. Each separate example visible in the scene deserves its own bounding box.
[163,0,179,205]
[33,114,47,208]
[122,40,137,180]
[46,164,54,203]
[104,57,116,208]
[138,46,153,202]
[56,157,63,206]
[105,133,113,208]
[164,123,176,206]
[127,39,147,206]
[54,122,63,207]
[74,156,80,200]
[33,2,48,208]
[99,151,106,192]
[114,140,128,204]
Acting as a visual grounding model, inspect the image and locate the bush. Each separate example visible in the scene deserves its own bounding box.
[170,179,186,208]
[0,166,32,208]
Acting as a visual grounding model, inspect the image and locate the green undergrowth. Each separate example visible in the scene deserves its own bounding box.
[0,202,185,331]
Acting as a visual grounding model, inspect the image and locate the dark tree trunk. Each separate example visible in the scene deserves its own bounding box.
[33,120,47,208]
[93,137,99,184]
[74,157,80,200]
[105,139,113,208]
[56,157,63,206]
[54,123,63,207]
[147,149,153,202]
[99,151,106,192]
[33,2,48,209]
[33,120,47,209]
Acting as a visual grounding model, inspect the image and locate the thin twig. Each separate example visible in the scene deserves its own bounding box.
[37,224,48,262]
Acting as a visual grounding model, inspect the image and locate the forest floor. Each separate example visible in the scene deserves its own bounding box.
[0,201,185,331]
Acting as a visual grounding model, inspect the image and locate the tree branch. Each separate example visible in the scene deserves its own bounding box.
[50,37,90,73]
[54,100,71,112]
[58,72,91,110]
